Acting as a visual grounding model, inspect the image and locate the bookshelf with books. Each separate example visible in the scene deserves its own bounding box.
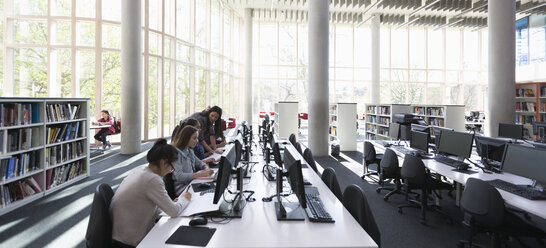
[329,103,356,151]
[0,98,89,215]
[515,82,543,138]
[410,105,465,132]
[364,104,410,140]
[538,83,546,123]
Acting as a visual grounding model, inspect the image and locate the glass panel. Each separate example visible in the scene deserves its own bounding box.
[195,49,206,67]
[391,70,408,82]
[279,80,297,101]
[354,26,371,67]
[211,54,221,70]
[224,11,231,57]
[427,84,442,105]
[176,41,190,62]
[195,0,207,47]
[14,20,47,45]
[380,69,390,81]
[210,72,220,106]
[175,63,190,122]
[335,25,353,67]
[51,49,71,97]
[354,81,370,106]
[391,28,408,68]
[409,70,426,82]
[298,24,308,67]
[14,48,47,97]
[164,0,174,35]
[409,28,425,69]
[354,68,370,81]
[446,29,461,69]
[149,32,162,55]
[102,24,121,49]
[15,0,47,15]
[102,52,122,122]
[380,82,391,104]
[428,28,444,69]
[529,15,545,63]
[481,30,488,70]
[464,85,484,111]
[391,82,407,104]
[223,75,231,115]
[407,83,424,104]
[463,71,480,84]
[463,30,479,69]
[446,71,461,83]
[279,24,297,65]
[77,50,96,109]
[53,0,71,16]
[76,0,95,18]
[335,68,353,81]
[164,61,171,137]
[298,80,308,113]
[335,81,353,102]
[164,38,172,58]
[380,27,390,67]
[278,66,296,79]
[176,0,191,41]
[211,0,220,52]
[76,21,95,46]
[148,57,159,139]
[445,84,461,105]
[52,20,71,45]
[260,66,277,79]
[195,69,207,111]
[102,0,121,22]
[260,23,278,65]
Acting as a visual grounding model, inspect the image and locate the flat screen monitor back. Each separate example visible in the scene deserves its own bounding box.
[474,135,508,162]
[437,130,474,159]
[389,123,400,140]
[213,156,233,204]
[501,144,546,185]
[410,130,429,153]
[498,123,523,140]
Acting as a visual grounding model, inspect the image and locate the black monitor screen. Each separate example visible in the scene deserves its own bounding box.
[286,159,306,209]
[411,124,430,134]
[389,123,400,140]
[283,145,298,170]
[410,130,429,153]
[437,130,474,159]
[213,146,235,204]
[474,135,509,162]
[498,123,523,140]
[501,144,546,185]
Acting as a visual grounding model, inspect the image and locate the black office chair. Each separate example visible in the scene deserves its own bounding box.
[303,148,320,176]
[397,154,452,225]
[343,184,382,247]
[376,148,402,202]
[294,142,303,155]
[458,178,546,248]
[163,172,176,200]
[321,167,343,201]
[362,141,383,181]
[86,184,114,248]
[289,133,297,146]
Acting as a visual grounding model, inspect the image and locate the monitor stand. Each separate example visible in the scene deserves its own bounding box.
[275,202,305,221]
[206,194,245,218]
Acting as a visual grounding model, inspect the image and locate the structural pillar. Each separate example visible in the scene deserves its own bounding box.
[371,14,380,104]
[487,0,515,137]
[121,0,143,154]
[244,9,253,124]
[308,0,329,156]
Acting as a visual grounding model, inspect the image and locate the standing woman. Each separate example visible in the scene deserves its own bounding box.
[171,126,214,195]
[186,106,223,154]
[92,110,115,149]
[110,139,191,248]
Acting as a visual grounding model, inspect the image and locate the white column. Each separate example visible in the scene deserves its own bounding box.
[371,14,380,104]
[487,0,515,137]
[121,0,143,154]
[244,9,253,124]
[308,0,329,156]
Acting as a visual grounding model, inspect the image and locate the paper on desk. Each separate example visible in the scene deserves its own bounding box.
[204,153,222,162]
[179,193,219,217]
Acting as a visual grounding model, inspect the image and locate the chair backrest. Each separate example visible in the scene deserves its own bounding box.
[321,167,343,201]
[273,142,283,166]
[294,142,303,155]
[461,178,505,228]
[400,154,427,186]
[363,141,377,164]
[112,117,121,134]
[380,148,399,175]
[289,133,297,146]
[163,172,177,200]
[342,184,382,247]
[86,184,114,248]
[303,148,320,174]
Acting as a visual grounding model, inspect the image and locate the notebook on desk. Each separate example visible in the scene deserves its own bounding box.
[179,190,220,217]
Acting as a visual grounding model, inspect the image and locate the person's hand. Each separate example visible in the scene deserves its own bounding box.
[180,192,191,200]
[195,169,214,178]
[214,149,223,154]
[203,158,214,163]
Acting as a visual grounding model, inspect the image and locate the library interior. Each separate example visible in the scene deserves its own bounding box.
[2,0,546,248]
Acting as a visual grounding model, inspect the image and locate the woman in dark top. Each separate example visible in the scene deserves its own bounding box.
[186,106,223,154]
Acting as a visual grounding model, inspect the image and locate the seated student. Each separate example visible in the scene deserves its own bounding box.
[171,126,214,195]
[178,118,215,161]
[186,106,224,154]
[110,139,192,248]
[205,121,227,148]
[92,110,115,149]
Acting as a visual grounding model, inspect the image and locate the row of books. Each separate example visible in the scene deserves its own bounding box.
[378,117,390,125]
[330,116,337,122]
[516,102,536,112]
[540,102,546,112]
[46,122,81,144]
[377,126,389,136]
[46,103,81,122]
[367,116,377,124]
[46,161,86,190]
[366,106,376,114]
[45,141,85,167]
[426,108,444,117]
[1,177,42,208]
[429,117,445,127]
[413,107,425,115]
[0,151,41,181]
[516,88,535,97]
[541,86,546,97]
[0,103,40,127]
[377,106,390,115]
[366,124,377,133]
[328,126,337,136]
[1,128,38,154]
[365,133,376,140]
[516,114,535,125]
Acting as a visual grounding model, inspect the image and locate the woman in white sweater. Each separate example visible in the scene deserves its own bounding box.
[110,139,192,248]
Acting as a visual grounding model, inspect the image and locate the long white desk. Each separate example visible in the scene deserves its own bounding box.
[138,147,378,247]
[370,140,546,219]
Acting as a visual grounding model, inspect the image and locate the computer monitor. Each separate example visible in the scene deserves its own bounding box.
[437,130,474,160]
[431,126,454,147]
[275,144,306,221]
[389,122,400,140]
[410,130,429,154]
[213,144,235,204]
[411,124,431,136]
[210,143,246,218]
[498,123,523,140]
[532,121,546,142]
[474,135,509,163]
[501,144,546,185]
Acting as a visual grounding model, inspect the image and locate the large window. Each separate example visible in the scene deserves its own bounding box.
[1,0,243,141]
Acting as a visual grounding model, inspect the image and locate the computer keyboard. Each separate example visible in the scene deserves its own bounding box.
[434,155,468,169]
[199,188,215,196]
[487,179,546,200]
[304,194,335,223]
[303,176,312,186]
[394,146,414,155]
[375,140,391,147]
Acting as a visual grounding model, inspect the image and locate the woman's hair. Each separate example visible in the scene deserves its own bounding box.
[200,106,222,136]
[172,126,198,150]
[147,139,178,167]
[101,110,110,121]
[180,118,199,129]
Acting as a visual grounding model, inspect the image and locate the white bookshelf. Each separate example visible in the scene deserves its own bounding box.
[364,104,410,140]
[329,103,357,151]
[410,104,465,132]
[0,98,90,216]
[273,101,299,139]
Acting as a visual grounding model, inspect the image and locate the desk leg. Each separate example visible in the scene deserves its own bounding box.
[455,182,462,207]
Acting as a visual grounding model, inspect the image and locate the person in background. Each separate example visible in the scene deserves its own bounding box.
[178,118,215,162]
[186,106,223,154]
[171,126,214,195]
[110,139,191,248]
[92,110,115,149]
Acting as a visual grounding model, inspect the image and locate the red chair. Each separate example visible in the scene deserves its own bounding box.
[228,118,236,128]
[221,119,227,131]
[298,113,308,128]
[259,112,266,118]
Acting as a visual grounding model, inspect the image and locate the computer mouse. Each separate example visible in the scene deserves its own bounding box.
[189,215,208,226]
[457,164,469,171]
[198,182,212,189]
[384,143,392,147]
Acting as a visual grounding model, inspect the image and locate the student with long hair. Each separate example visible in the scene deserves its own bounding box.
[185,106,223,154]
[92,110,115,149]
[171,126,214,195]
[110,139,191,248]
[176,118,214,161]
